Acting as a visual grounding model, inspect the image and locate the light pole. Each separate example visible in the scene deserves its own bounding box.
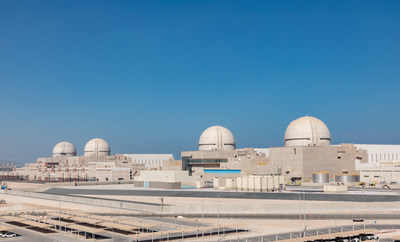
[59,203,61,242]
[217,195,220,237]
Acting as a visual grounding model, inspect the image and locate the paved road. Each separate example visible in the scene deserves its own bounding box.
[137,216,209,227]
[44,188,400,202]
[222,224,400,242]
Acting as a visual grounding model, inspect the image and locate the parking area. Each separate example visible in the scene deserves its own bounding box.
[0,228,20,240]
[0,210,248,241]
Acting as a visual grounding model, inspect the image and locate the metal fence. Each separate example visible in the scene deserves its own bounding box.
[222,224,400,242]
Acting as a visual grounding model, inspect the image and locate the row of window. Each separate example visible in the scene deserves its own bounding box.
[370,153,400,162]
[132,160,163,165]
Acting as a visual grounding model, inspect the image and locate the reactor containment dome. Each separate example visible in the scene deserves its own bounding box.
[52,141,76,158]
[84,138,110,157]
[284,116,331,147]
[199,125,236,151]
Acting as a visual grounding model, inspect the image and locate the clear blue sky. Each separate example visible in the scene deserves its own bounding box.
[1,1,399,166]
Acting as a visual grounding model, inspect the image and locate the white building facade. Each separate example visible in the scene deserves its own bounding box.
[354,144,400,163]
[123,154,174,170]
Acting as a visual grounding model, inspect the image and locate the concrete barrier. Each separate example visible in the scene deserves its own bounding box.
[8,189,400,215]
[9,180,134,192]
[6,190,161,213]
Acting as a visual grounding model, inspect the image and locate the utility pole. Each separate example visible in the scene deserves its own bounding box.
[59,203,61,242]
[303,193,306,237]
[202,200,204,227]
[217,195,220,237]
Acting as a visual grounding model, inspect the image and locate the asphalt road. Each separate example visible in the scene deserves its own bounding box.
[222,224,400,242]
[44,188,400,202]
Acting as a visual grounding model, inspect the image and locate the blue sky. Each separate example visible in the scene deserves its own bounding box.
[0,1,399,166]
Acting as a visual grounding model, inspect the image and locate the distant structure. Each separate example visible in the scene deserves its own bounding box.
[9,115,400,187]
[267,116,366,183]
[182,125,270,186]
[183,125,250,171]
[284,116,331,147]
[84,138,110,157]
[355,144,400,185]
[52,141,76,158]
[354,144,400,163]
[181,118,368,186]
[15,138,174,182]
[123,154,174,170]
[199,125,236,151]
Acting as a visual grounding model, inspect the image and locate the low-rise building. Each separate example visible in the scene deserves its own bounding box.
[88,162,130,182]
[354,144,400,163]
[359,161,400,185]
[136,170,199,188]
[214,175,285,192]
[123,154,174,170]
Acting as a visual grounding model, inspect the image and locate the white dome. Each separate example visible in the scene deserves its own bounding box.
[199,125,236,151]
[52,141,76,158]
[284,116,331,147]
[84,138,110,157]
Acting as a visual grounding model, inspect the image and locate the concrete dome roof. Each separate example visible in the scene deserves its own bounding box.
[84,138,110,157]
[199,125,236,151]
[52,141,76,158]
[284,116,331,147]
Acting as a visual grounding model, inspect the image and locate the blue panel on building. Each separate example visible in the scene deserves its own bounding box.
[203,169,241,174]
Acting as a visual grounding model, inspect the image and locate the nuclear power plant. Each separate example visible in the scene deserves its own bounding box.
[7,115,399,188]
[2,115,400,242]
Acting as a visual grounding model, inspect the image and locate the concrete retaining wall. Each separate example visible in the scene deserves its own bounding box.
[10,180,134,192]
[7,189,400,215]
[134,181,181,189]
[6,190,161,213]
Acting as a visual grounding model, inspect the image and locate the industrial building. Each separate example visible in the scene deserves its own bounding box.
[181,117,368,185]
[267,143,367,183]
[354,144,400,163]
[10,115,400,186]
[15,138,174,182]
[135,170,198,189]
[214,174,285,192]
[182,125,268,172]
[359,161,400,185]
[123,154,174,170]
[266,116,368,183]
[354,145,400,185]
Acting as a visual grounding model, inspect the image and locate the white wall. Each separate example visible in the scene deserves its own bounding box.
[254,148,269,158]
[123,154,173,169]
[354,144,400,163]
[137,170,197,187]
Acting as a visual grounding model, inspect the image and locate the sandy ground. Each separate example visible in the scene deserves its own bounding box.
[0,191,392,239]
[0,193,131,214]
[2,182,400,241]
[187,219,400,241]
